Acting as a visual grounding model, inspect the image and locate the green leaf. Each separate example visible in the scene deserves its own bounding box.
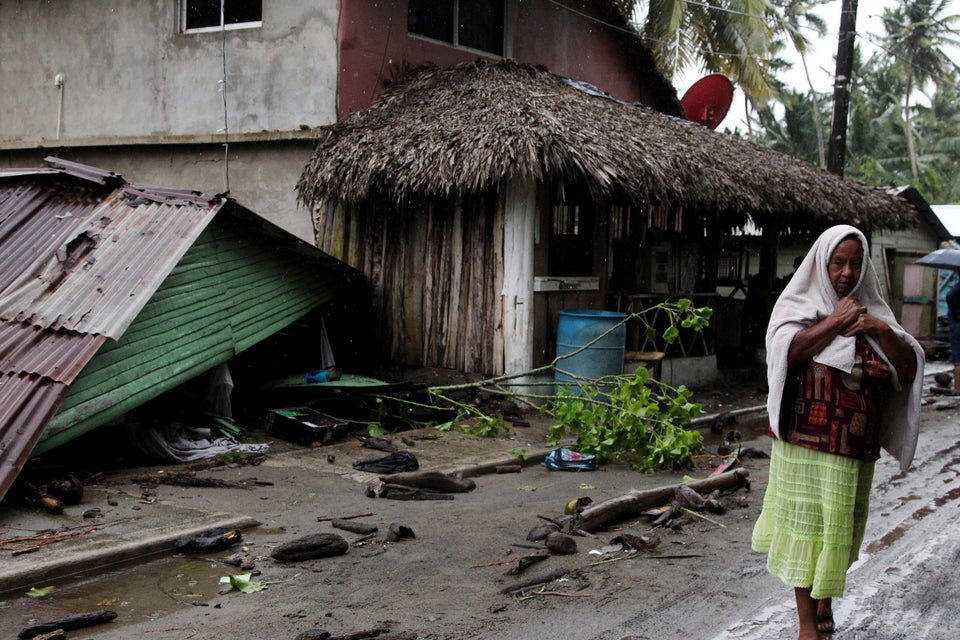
[26,586,55,598]
[220,573,268,594]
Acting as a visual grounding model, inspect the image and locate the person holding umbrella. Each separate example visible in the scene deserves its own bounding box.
[915,248,960,394]
[947,275,960,394]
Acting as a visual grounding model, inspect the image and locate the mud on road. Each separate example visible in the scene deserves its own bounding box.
[3,382,959,640]
[0,407,770,640]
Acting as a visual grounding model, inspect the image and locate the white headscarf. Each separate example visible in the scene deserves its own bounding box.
[765,224,924,471]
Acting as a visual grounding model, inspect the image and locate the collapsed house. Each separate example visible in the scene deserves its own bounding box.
[0,158,361,501]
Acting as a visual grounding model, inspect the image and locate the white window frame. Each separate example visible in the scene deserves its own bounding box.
[181,0,263,34]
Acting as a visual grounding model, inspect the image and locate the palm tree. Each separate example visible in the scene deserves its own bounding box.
[878,0,960,181]
[768,0,831,166]
[627,0,776,108]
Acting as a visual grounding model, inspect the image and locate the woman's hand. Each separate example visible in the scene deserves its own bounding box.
[839,312,885,338]
[787,297,865,367]
[840,310,918,382]
[830,296,867,333]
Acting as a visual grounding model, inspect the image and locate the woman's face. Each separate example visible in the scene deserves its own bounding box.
[828,237,863,297]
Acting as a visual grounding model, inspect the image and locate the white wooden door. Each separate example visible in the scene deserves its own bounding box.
[502,179,536,375]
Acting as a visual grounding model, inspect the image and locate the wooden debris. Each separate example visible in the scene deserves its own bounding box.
[174,528,242,554]
[131,471,249,488]
[577,469,750,532]
[376,470,476,493]
[317,512,375,522]
[331,519,378,535]
[495,464,522,474]
[503,551,550,575]
[271,532,349,562]
[500,567,572,594]
[367,482,455,500]
[1,526,97,556]
[17,610,117,639]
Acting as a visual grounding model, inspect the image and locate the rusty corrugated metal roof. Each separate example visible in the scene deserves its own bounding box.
[0,158,226,502]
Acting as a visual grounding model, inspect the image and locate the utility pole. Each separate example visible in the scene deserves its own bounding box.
[826,0,858,176]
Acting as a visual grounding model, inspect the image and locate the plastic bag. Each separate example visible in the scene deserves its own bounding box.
[541,447,598,471]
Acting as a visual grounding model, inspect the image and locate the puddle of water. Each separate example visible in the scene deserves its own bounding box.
[0,552,240,637]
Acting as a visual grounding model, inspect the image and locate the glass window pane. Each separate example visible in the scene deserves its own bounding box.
[186,0,220,30]
[225,0,262,25]
[186,0,261,30]
[408,0,454,43]
[458,0,503,55]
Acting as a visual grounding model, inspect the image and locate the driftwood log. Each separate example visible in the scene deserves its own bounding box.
[18,610,117,639]
[577,468,750,532]
[331,519,378,535]
[271,532,349,562]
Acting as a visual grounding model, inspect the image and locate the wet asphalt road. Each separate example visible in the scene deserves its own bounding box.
[3,382,958,639]
[705,396,960,640]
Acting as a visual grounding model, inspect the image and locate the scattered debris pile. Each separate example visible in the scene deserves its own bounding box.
[494,468,752,598]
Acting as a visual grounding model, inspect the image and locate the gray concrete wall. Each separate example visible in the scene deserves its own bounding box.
[0,1,339,241]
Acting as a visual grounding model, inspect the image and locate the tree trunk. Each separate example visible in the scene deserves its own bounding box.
[827,0,859,176]
[904,74,919,181]
[800,52,827,169]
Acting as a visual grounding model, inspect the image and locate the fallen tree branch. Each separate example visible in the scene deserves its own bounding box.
[518,590,592,599]
[499,567,572,594]
[577,468,750,532]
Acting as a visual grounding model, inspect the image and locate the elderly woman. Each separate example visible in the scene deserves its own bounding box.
[752,225,924,640]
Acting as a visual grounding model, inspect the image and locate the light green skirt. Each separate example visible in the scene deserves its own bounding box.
[751,439,874,599]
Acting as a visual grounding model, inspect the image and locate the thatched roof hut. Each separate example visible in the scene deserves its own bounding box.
[297,59,917,232]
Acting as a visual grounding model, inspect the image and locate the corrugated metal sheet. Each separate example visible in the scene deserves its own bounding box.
[0,374,71,487]
[39,214,351,453]
[0,181,221,338]
[0,322,105,383]
[0,158,356,502]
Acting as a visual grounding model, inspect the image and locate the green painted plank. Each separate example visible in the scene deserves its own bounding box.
[39,215,352,453]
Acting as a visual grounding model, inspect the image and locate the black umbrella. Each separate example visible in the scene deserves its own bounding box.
[915,249,960,270]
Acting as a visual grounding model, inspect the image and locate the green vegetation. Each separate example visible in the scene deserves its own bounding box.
[547,367,704,472]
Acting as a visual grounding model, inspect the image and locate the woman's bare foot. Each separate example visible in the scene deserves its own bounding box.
[795,587,822,639]
[816,598,835,634]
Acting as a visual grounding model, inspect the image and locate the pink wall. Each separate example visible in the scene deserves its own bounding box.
[338,1,663,119]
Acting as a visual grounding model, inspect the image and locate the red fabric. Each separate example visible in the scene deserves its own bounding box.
[780,337,890,461]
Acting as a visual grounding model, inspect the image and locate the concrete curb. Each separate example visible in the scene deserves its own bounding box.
[0,512,260,594]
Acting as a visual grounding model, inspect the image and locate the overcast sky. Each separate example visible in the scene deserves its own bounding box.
[669,0,956,131]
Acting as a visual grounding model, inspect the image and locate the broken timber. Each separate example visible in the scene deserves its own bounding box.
[577,468,750,532]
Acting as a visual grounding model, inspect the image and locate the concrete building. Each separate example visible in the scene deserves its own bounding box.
[0,0,676,243]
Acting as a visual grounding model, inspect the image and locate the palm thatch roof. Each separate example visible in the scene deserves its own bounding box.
[297,60,917,232]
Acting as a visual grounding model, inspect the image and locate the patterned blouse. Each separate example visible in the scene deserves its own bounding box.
[779,336,892,461]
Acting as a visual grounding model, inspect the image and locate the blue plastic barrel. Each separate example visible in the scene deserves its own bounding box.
[554,309,627,395]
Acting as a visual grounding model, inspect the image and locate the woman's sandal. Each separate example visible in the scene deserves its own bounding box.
[816,612,835,634]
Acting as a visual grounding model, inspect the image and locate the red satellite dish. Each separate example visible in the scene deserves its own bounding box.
[680,74,734,129]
